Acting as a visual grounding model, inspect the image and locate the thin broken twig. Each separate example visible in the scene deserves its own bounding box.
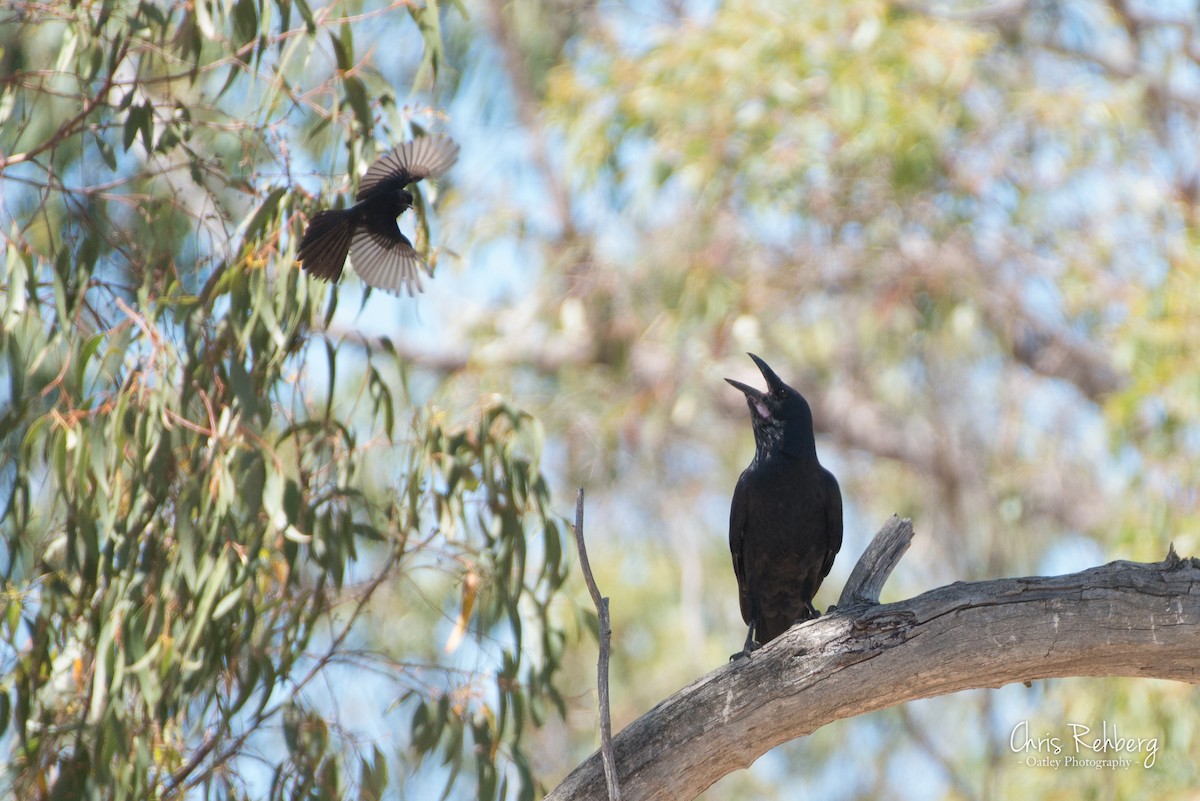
[572,487,621,801]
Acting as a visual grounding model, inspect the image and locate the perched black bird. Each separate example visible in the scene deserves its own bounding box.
[297,135,459,295]
[726,353,842,659]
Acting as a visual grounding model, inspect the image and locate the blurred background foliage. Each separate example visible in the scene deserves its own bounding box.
[1,0,1198,799]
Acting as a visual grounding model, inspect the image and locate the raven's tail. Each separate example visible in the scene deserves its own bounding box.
[297,208,355,283]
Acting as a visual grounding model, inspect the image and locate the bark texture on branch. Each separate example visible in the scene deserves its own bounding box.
[546,520,1200,801]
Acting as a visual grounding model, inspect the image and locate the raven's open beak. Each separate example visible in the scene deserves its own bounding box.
[727,353,782,420]
[726,353,785,398]
[724,376,764,401]
[746,353,787,395]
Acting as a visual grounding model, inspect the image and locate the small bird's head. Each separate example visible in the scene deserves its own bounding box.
[726,353,817,460]
[398,189,415,211]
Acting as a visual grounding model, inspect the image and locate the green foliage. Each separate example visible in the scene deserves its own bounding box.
[0,1,571,800]
[549,0,987,204]
[1109,250,1200,559]
[0,233,569,800]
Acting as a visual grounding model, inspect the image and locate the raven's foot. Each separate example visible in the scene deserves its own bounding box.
[731,621,761,661]
[729,641,761,662]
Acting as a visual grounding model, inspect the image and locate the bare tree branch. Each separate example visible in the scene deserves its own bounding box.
[572,488,621,801]
[837,514,913,607]
[327,326,1111,535]
[977,290,1127,402]
[891,0,1030,24]
[546,522,1200,801]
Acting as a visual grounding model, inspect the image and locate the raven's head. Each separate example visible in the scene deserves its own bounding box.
[726,353,816,460]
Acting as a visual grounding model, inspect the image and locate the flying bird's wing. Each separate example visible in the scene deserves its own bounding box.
[820,468,843,580]
[349,226,424,296]
[729,471,753,624]
[356,135,460,202]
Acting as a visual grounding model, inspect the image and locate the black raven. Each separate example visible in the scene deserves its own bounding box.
[297,135,459,295]
[726,353,842,659]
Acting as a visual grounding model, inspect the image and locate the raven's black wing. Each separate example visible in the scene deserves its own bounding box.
[729,470,753,624]
[349,226,423,296]
[356,135,460,202]
[820,467,843,580]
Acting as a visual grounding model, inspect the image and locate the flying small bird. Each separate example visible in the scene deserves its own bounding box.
[297,135,459,295]
[726,353,842,660]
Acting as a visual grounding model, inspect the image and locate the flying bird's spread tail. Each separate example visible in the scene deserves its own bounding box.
[726,353,843,660]
[297,209,354,283]
[297,134,460,296]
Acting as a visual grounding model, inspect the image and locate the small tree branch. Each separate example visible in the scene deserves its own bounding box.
[572,487,621,801]
[547,518,1200,801]
[837,514,914,607]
